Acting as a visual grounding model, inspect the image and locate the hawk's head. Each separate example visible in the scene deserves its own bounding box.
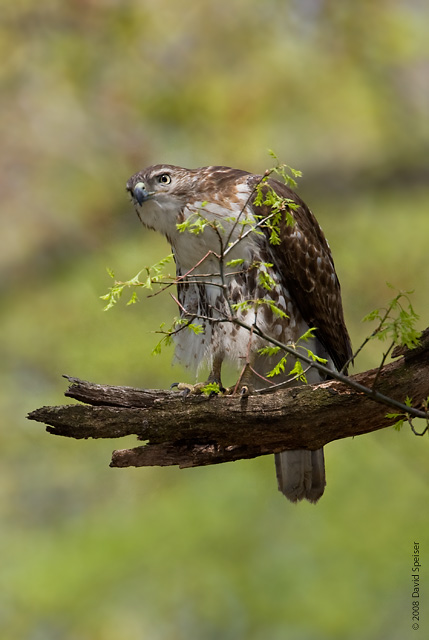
[126,164,252,242]
[126,164,201,240]
[126,164,199,206]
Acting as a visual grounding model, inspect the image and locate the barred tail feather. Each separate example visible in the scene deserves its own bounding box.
[275,448,326,504]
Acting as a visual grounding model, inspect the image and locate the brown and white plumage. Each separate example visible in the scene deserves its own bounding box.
[126,164,352,503]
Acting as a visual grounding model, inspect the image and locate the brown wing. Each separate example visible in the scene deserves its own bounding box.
[250,176,352,372]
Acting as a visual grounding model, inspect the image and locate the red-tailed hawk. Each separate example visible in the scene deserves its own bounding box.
[126,164,352,503]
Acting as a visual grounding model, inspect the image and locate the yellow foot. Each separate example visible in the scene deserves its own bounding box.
[171,381,254,398]
[170,381,222,398]
[223,382,254,397]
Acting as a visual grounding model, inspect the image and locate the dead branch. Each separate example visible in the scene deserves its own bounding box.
[27,328,429,469]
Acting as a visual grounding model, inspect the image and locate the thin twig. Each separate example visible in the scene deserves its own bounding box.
[372,341,395,389]
[223,211,276,259]
[408,415,429,437]
[254,366,313,394]
[224,169,273,248]
[340,293,410,373]
[175,250,221,281]
[230,316,429,420]
[169,289,428,421]
[248,364,276,387]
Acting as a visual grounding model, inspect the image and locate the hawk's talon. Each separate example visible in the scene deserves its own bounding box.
[181,387,191,400]
[171,382,193,399]
[170,381,207,397]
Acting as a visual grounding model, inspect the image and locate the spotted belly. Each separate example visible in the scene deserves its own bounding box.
[173,271,324,386]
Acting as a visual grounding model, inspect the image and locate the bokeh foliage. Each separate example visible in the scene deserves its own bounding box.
[1,1,428,638]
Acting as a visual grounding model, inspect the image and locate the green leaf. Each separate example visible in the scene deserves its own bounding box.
[176,220,190,233]
[187,323,204,335]
[127,292,138,305]
[266,355,288,378]
[392,419,406,431]
[362,309,381,323]
[151,330,174,356]
[151,341,163,356]
[289,360,307,383]
[201,382,221,396]
[258,270,276,291]
[263,300,288,319]
[361,287,421,350]
[226,258,245,267]
[231,300,254,312]
[258,345,281,356]
[268,149,279,163]
[305,349,328,364]
[298,327,317,342]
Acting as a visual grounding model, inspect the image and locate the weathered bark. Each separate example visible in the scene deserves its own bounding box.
[27,329,429,469]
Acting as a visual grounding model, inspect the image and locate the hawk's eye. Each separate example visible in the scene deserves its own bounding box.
[157,173,171,185]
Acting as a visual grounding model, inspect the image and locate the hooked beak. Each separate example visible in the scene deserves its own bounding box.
[127,181,151,206]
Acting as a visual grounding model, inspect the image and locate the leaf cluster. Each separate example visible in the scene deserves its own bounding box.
[386,396,428,436]
[101,255,174,310]
[385,396,414,431]
[231,298,288,319]
[258,327,327,383]
[253,151,302,243]
[151,318,204,356]
[362,286,421,350]
[176,203,219,236]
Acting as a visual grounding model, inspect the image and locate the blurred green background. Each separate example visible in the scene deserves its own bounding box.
[1,1,428,638]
